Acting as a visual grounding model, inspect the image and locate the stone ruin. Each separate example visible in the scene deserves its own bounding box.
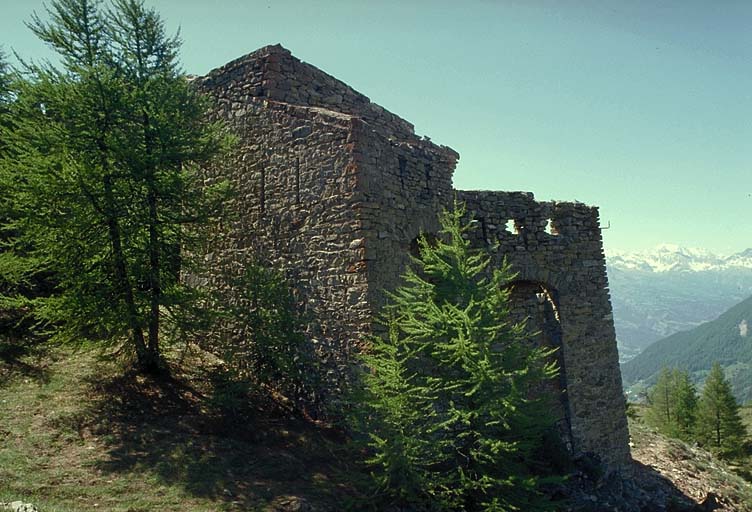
[193,44,630,472]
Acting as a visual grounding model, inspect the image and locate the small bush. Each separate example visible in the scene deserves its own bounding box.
[204,259,320,411]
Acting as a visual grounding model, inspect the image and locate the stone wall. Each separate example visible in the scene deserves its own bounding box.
[457,190,630,468]
[193,81,372,400]
[197,44,415,139]
[194,44,630,471]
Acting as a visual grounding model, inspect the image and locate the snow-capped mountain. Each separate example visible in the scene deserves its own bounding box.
[607,244,752,273]
[605,246,752,363]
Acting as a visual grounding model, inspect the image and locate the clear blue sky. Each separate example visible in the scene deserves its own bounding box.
[2,0,751,254]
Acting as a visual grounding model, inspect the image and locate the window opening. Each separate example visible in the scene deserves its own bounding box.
[544,218,557,236]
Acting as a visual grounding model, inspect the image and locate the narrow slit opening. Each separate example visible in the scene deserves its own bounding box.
[398,156,406,190]
[295,158,301,205]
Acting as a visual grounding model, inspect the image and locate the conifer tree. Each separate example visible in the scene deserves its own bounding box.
[645,367,677,433]
[0,0,229,371]
[695,362,747,458]
[353,203,561,512]
[645,367,697,442]
[673,369,698,442]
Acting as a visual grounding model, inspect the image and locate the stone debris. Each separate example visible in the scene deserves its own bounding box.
[1,502,39,512]
[268,495,314,512]
[627,424,752,511]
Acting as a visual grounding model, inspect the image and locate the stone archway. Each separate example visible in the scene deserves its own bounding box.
[408,233,438,259]
[504,280,573,452]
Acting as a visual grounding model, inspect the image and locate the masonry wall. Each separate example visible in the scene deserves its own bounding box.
[196,44,415,140]
[457,190,631,468]
[353,126,458,313]
[194,44,630,471]
[193,80,373,403]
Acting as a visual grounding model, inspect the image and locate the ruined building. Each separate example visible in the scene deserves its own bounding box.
[194,44,630,471]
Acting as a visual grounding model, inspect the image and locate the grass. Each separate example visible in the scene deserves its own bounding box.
[0,339,366,511]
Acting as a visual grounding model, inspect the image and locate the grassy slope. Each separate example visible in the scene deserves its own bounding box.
[0,342,364,512]
[5,341,752,512]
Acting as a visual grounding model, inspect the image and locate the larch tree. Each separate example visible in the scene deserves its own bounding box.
[645,367,698,442]
[695,362,747,458]
[0,0,230,372]
[645,367,677,433]
[352,202,561,512]
[673,369,698,442]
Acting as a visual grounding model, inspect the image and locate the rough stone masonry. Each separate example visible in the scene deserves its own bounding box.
[193,44,630,472]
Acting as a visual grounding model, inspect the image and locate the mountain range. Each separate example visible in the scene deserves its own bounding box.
[606,245,752,362]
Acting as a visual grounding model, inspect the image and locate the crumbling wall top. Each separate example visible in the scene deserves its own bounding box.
[195,44,422,141]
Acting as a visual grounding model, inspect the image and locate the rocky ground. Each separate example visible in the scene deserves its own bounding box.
[627,422,752,511]
[560,422,752,512]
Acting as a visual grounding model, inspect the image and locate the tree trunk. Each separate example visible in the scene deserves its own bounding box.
[147,184,160,357]
[142,108,162,372]
[102,173,150,368]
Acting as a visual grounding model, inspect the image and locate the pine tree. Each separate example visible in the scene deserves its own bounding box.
[695,362,747,458]
[0,0,230,371]
[352,202,561,512]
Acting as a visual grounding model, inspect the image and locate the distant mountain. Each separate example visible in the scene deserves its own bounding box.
[606,245,752,362]
[620,294,752,404]
[608,244,752,273]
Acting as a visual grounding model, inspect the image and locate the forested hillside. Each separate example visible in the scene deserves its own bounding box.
[606,246,752,362]
[621,294,752,403]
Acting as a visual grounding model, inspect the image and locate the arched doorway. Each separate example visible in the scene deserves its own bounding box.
[504,280,573,452]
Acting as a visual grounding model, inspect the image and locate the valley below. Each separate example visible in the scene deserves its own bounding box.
[610,245,752,404]
[607,246,752,365]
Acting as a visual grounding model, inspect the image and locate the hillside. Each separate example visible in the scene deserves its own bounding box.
[3,343,752,511]
[0,343,364,512]
[621,294,752,403]
[606,246,752,361]
[628,420,752,511]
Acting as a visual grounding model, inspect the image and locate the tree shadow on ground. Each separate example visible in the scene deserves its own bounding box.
[79,366,361,511]
[0,336,50,386]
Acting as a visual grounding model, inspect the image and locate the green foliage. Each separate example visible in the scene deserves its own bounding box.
[644,368,697,442]
[206,260,318,406]
[622,294,752,404]
[645,363,749,460]
[0,0,230,370]
[695,362,747,458]
[625,401,641,421]
[351,203,561,511]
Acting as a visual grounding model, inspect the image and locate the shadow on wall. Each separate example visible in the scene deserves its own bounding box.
[504,280,574,452]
